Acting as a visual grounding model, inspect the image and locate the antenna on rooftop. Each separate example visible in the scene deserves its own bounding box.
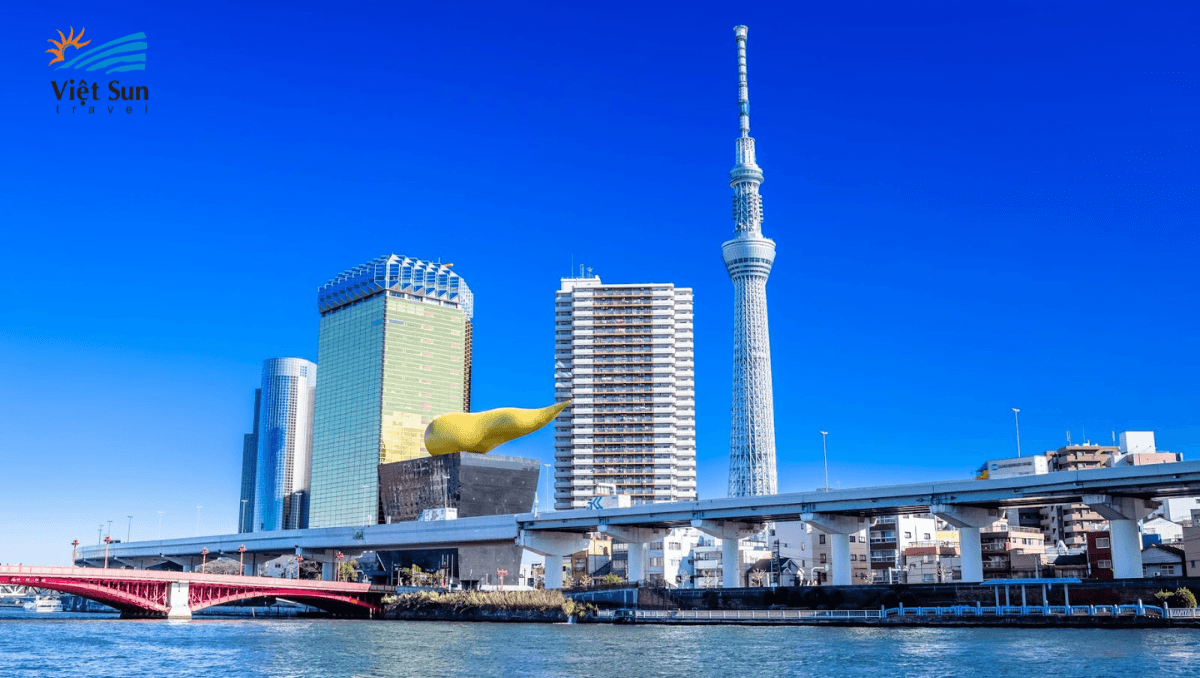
[1066,431,1071,445]
[587,266,593,277]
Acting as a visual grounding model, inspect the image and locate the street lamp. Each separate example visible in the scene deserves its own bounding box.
[295,555,304,580]
[240,498,248,533]
[819,431,830,492]
[106,519,113,540]
[126,515,133,543]
[238,545,247,574]
[336,551,345,582]
[98,524,104,545]
[200,547,209,572]
[1012,408,1022,457]
[103,536,112,569]
[542,463,553,512]
[71,539,80,566]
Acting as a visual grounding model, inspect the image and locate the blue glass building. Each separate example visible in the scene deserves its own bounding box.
[253,358,318,531]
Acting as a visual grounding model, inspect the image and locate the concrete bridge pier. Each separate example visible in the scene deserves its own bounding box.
[1084,494,1157,579]
[691,520,763,589]
[518,531,589,589]
[597,526,666,585]
[166,581,191,619]
[800,513,865,586]
[931,504,1001,583]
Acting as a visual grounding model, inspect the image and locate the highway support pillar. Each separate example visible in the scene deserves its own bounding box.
[931,504,1002,583]
[166,581,192,619]
[1083,494,1157,579]
[597,526,666,586]
[517,531,590,590]
[297,548,339,581]
[691,520,763,589]
[800,513,865,586]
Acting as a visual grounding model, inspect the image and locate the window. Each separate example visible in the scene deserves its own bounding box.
[923,533,931,540]
[818,534,826,544]
[1095,537,1111,549]
[904,532,912,539]
[849,536,856,542]
[649,557,663,567]
[819,554,827,563]
[850,554,857,561]
[1098,559,1112,569]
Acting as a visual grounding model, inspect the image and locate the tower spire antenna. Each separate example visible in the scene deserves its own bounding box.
[735,25,750,138]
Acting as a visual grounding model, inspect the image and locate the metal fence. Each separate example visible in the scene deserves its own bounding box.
[595,602,1191,622]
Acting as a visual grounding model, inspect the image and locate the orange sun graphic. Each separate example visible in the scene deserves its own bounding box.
[46,26,90,66]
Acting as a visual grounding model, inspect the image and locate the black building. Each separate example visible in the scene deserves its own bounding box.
[374,452,541,588]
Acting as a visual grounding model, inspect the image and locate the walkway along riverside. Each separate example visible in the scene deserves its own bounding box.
[0,565,383,619]
[76,461,1200,589]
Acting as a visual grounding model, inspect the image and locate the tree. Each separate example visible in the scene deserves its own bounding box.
[1155,588,1197,608]
[748,568,769,587]
[338,559,359,583]
[602,574,624,586]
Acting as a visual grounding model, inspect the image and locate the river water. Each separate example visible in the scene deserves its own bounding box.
[1,609,1198,677]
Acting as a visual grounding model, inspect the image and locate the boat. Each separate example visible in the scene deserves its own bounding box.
[22,596,63,613]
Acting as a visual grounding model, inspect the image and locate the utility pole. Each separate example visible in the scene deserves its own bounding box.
[126,515,133,543]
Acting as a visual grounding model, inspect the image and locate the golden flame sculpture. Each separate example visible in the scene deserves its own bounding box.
[424,401,569,456]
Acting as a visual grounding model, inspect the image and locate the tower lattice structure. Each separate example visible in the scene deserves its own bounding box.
[723,25,778,497]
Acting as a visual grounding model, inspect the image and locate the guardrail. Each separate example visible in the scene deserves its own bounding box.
[598,608,883,621]
[595,601,1188,623]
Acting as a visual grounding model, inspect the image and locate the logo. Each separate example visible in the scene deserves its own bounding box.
[47,27,147,72]
[46,26,150,114]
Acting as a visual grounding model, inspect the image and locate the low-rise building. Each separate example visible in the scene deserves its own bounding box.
[981,523,1046,579]
[1085,531,1115,580]
[1142,544,1185,578]
[770,521,869,585]
[868,514,938,583]
[903,544,960,583]
[690,535,771,588]
[1182,511,1200,577]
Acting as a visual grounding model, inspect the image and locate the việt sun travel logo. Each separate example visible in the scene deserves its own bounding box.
[47,26,150,114]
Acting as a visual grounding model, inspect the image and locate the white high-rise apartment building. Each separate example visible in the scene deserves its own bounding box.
[554,275,697,509]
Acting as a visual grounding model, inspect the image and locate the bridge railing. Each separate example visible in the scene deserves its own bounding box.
[0,565,371,591]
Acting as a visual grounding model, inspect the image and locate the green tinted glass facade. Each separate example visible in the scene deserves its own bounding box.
[308,296,386,528]
[308,255,473,529]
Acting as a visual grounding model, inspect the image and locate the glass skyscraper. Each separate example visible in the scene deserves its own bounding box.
[252,358,317,531]
[238,388,261,533]
[308,255,474,528]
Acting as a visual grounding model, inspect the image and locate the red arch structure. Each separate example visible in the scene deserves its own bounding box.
[0,565,383,618]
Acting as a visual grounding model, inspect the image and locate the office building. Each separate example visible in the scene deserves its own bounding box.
[553,275,696,509]
[723,26,779,497]
[253,358,317,531]
[238,388,261,533]
[308,255,474,528]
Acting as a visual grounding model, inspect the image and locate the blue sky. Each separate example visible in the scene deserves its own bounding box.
[1,1,1197,565]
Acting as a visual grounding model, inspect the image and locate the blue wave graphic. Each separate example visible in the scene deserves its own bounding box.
[57,32,147,74]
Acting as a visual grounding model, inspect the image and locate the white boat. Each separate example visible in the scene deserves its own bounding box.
[22,597,62,613]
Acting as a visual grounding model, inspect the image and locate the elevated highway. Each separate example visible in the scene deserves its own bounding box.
[77,461,1200,589]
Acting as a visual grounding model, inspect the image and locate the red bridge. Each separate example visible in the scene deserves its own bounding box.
[0,565,384,619]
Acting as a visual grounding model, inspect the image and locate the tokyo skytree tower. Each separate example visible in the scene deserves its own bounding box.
[723,26,778,497]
